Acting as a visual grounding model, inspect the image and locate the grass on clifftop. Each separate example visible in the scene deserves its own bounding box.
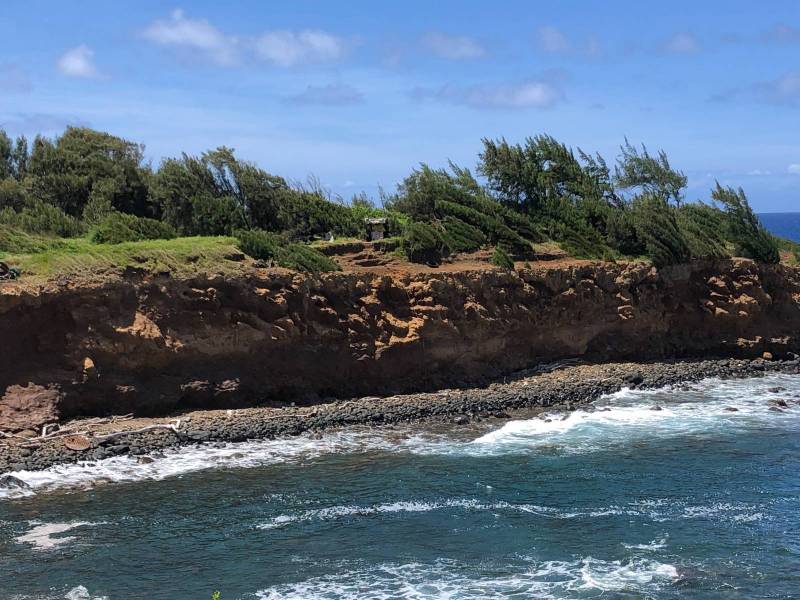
[1,226,243,282]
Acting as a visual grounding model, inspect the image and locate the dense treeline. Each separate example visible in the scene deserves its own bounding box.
[0,126,786,272]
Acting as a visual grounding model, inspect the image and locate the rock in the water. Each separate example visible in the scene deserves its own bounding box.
[623,372,644,386]
[0,474,30,489]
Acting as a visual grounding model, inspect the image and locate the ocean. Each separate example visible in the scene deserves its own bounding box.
[2,374,799,599]
[759,212,800,242]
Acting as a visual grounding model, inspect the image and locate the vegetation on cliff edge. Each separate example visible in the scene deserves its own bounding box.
[0,126,788,278]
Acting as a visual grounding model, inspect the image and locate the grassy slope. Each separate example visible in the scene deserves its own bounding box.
[1,226,245,283]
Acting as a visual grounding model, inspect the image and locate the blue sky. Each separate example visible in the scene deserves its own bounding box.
[1,1,799,211]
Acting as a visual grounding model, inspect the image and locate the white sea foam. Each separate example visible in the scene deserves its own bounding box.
[622,537,668,551]
[255,494,773,532]
[0,430,407,500]
[63,586,108,600]
[253,557,680,599]
[15,521,103,551]
[472,374,800,454]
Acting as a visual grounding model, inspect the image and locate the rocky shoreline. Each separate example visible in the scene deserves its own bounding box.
[2,356,799,477]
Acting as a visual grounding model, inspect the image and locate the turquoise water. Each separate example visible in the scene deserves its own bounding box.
[760,212,800,243]
[2,375,800,599]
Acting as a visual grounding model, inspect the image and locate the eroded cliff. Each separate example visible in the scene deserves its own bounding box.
[1,259,799,431]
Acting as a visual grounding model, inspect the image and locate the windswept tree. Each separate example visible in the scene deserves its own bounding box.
[712,183,779,264]
[614,139,687,205]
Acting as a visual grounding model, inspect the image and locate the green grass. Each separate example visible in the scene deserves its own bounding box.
[1,226,244,282]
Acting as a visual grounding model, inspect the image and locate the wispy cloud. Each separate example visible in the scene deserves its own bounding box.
[254,30,346,67]
[420,32,486,60]
[535,26,570,53]
[754,71,800,105]
[57,45,100,78]
[662,32,700,54]
[760,24,800,44]
[414,77,564,110]
[713,71,800,106]
[142,9,238,66]
[788,163,800,174]
[285,83,363,106]
[534,26,603,59]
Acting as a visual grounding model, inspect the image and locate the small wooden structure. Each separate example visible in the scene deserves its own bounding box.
[365,217,388,241]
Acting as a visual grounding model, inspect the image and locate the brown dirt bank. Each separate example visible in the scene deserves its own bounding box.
[1,258,799,433]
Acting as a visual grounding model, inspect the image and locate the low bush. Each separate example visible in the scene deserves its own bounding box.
[235,229,339,272]
[490,245,514,270]
[441,216,486,253]
[90,212,176,244]
[401,221,448,265]
[0,224,62,254]
[0,200,85,238]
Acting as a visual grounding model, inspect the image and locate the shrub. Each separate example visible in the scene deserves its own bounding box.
[190,194,248,236]
[0,199,85,237]
[605,208,646,256]
[90,212,176,244]
[631,195,691,267]
[278,192,361,240]
[712,184,779,264]
[676,203,729,260]
[235,229,339,272]
[0,177,26,211]
[0,224,65,254]
[401,221,448,265]
[490,246,514,270]
[441,216,486,252]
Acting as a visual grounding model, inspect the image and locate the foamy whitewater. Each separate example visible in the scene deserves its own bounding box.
[2,374,799,598]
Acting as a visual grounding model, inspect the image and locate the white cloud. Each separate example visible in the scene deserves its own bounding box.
[57,45,100,78]
[420,32,486,59]
[788,163,800,174]
[415,79,564,110]
[254,30,345,67]
[142,9,238,66]
[286,83,363,105]
[663,32,700,54]
[536,26,570,53]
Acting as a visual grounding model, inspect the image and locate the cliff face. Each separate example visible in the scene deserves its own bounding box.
[1,259,799,430]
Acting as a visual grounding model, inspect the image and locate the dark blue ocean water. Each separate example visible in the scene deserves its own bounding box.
[759,212,800,242]
[1,374,799,599]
